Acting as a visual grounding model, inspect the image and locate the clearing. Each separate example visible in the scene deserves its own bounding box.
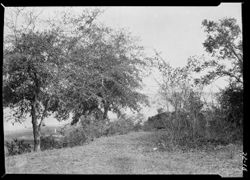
[5,131,243,176]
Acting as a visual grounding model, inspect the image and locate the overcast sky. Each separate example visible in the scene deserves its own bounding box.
[99,4,242,67]
[4,4,242,131]
[95,4,242,93]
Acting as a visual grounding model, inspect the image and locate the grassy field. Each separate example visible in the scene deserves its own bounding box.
[5,131,243,176]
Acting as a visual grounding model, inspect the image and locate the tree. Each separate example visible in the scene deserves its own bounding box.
[3,8,150,151]
[154,53,205,139]
[56,23,149,125]
[3,30,64,151]
[38,8,150,125]
[3,7,108,151]
[193,18,243,87]
[188,17,243,128]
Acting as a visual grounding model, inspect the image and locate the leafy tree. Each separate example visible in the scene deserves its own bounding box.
[156,58,200,113]
[3,30,65,151]
[189,17,243,128]
[3,7,150,152]
[52,14,150,125]
[3,8,71,151]
[192,18,242,87]
[154,53,206,139]
[3,8,109,151]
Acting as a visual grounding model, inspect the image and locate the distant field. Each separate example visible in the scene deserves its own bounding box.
[4,126,64,142]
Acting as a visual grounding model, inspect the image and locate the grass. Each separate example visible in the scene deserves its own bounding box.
[5,130,243,176]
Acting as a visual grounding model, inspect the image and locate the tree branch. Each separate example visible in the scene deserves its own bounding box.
[226,44,243,65]
[220,70,243,84]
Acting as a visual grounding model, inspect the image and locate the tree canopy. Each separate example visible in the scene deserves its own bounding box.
[3,8,150,151]
[53,18,149,125]
[192,18,243,87]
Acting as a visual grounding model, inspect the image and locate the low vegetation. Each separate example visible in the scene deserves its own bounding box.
[5,113,146,156]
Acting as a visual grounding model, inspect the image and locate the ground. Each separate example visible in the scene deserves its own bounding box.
[5,131,243,176]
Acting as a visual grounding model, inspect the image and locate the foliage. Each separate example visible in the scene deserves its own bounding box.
[189,18,243,86]
[104,116,135,136]
[154,53,207,142]
[62,126,89,147]
[79,112,110,139]
[142,121,154,131]
[3,30,63,114]
[3,7,150,151]
[202,105,242,144]
[38,112,143,152]
[3,16,66,151]
[5,138,32,156]
[218,85,243,127]
[132,113,145,131]
[152,25,244,148]
[40,135,65,150]
[51,13,150,124]
[157,108,164,114]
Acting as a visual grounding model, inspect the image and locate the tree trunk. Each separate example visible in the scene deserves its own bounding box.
[31,99,41,152]
[103,103,109,120]
[192,112,198,138]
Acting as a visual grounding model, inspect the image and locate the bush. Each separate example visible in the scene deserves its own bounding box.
[41,135,65,151]
[41,125,90,150]
[131,113,145,131]
[104,116,135,136]
[80,115,109,139]
[5,138,32,156]
[146,110,210,151]
[133,121,143,131]
[218,86,243,127]
[62,125,88,147]
[142,120,154,131]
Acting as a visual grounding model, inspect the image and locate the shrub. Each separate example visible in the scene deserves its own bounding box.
[5,138,32,156]
[218,86,243,127]
[142,120,154,131]
[80,115,109,139]
[146,110,210,151]
[40,135,65,151]
[131,113,145,131]
[41,124,91,150]
[104,116,135,136]
[62,125,88,147]
[133,121,143,131]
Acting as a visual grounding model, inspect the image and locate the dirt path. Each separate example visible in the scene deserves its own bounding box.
[5,131,243,176]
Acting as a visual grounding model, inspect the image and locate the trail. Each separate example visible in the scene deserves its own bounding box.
[5,131,242,176]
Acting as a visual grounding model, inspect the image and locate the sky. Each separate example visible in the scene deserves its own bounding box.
[98,5,242,67]
[94,4,242,94]
[3,4,242,131]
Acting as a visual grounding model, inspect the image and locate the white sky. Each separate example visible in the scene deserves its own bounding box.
[95,4,242,93]
[4,4,242,131]
[98,4,242,67]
